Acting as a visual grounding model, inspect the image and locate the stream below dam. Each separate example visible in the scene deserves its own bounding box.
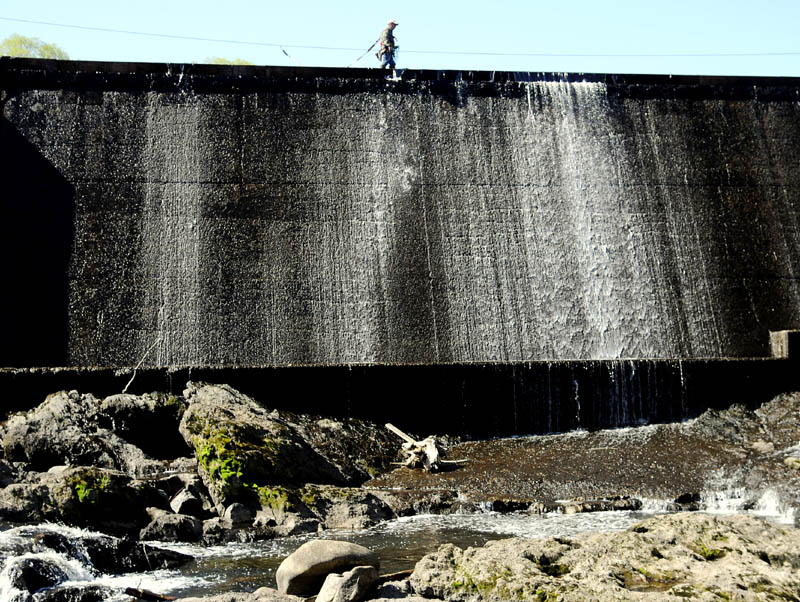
[0,490,794,601]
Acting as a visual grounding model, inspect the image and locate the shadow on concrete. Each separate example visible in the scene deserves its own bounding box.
[0,116,74,367]
[2,359,799,436]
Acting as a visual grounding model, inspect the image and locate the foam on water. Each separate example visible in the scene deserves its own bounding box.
[0,523,212,601]
[702,487,797,525]
[372,509,651,540]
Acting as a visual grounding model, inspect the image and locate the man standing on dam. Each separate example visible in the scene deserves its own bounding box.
[377,19,398,69]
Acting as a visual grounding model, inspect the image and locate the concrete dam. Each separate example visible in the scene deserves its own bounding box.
[2,58,800,435]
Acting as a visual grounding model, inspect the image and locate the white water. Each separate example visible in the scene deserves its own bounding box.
[0,523,202,602]
[3,496,795,600]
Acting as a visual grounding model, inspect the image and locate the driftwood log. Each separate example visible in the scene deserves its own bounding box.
[386,424,465,472]
[124,587,177,601]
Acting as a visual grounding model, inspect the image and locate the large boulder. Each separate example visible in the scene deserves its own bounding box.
[276,540,380,596]
[5,556,69,593]
[0,467,165,537]
[178,383,397,514]
[410,512,800,601]
[316,566,379,602]
[2,391,173,477]
[179,383,344,512]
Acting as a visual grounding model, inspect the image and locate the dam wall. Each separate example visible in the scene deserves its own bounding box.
[3,58,800,368]
[2,59,800,433]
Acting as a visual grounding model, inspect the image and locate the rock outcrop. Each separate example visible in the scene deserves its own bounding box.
[178,383,401,531]
[0,383,402,540]
[409,512,800,601]
[0,466,165,536]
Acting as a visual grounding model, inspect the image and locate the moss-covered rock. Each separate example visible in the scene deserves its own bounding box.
[0,466,164,537]
[179,383,346,512]
[179,383,401,515]
[50,467,162,535]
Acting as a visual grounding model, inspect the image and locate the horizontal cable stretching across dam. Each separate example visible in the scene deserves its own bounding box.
[3,15,800,59]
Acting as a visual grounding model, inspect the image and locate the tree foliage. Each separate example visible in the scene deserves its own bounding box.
[206,57,253,65]
[0,33,69,59]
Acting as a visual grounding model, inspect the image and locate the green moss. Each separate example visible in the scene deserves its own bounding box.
[670,584,698,598]
[751,584,800,601]
[195,431,245,485]
[256,486,294,512]
[70,471,111,503]
[191,420,295,489]
[450,566,535,600]
[299,487,318,508]
[694,542,726,561]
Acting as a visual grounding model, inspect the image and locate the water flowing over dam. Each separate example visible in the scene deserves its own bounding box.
[2,58,800,433]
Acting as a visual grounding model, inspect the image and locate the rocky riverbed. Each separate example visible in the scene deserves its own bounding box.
[1,383,799,601]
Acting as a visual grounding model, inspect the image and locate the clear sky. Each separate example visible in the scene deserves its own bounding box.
[2,0,799,77]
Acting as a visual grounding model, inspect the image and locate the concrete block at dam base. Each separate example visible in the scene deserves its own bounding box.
[770,330,800,359]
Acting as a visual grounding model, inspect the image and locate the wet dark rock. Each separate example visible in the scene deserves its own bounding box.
[7,556,69,593]
[668,492,703,512]
[674,492,702,505]
[140,509,203,542]
[0,458,19,486]
[558,496,642,514]
[98,392,190,459]
[33,529,192,573]
[486,499,530,513]
[169,487,207,517]
[276,540,380,596]
[376,489,474,517]
[35,586,111,602]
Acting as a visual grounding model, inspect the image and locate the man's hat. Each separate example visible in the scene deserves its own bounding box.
[388,19,398,25]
